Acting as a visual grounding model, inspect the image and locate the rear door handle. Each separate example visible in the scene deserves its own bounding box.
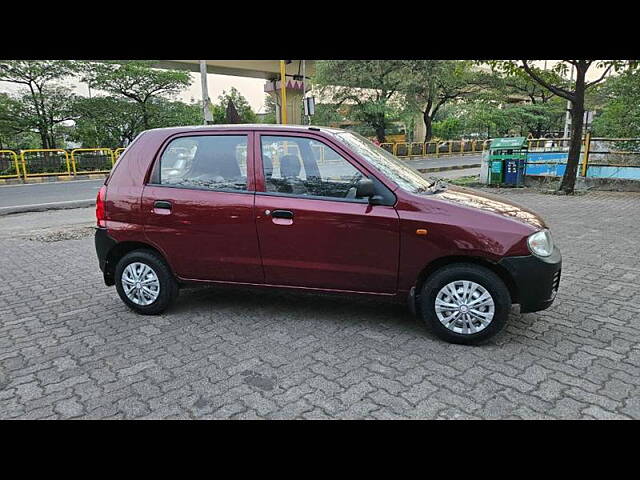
[271,209,293,219]
[154,200,172,210]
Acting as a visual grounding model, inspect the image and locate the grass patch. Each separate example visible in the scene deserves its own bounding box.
[448,175,483,187]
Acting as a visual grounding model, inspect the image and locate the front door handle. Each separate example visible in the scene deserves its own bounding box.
[154,200,172,210]
[271,210,293,219]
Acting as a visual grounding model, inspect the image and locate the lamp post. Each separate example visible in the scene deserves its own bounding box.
[563,63,574,139]
[280,60,287,124]
[200,60,213,125]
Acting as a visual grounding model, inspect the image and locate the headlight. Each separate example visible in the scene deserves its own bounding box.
[528,229,554,257]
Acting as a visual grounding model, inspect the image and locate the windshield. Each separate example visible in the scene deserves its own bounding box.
[331,131,434,193]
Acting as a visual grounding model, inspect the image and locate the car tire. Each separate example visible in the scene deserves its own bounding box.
[418,263,511,345]
[114,249,179,315]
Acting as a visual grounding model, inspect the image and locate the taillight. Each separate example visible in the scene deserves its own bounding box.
[96,185,107,228]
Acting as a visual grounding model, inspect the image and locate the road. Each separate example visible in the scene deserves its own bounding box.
[0,155,482,214]
[429,167,480,180]
[404,154,481,172]
[0,179,104,214]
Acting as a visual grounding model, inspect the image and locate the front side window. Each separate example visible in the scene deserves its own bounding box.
[261,135,365,200]
[331,131,433,194]
[159,135,248,191]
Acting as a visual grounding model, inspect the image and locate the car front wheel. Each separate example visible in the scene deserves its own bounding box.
[419,263,511,345]
[114,250,179,315]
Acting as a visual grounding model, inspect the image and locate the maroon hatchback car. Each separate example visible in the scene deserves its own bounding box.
[95,125,561,344]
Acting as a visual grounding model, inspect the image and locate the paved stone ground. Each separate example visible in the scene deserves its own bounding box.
[1,189,639,419]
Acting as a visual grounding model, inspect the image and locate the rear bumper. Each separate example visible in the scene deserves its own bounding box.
[95,227,117,285]
[498,246,562,313]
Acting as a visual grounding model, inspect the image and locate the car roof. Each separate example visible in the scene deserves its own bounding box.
[144,124,347,136]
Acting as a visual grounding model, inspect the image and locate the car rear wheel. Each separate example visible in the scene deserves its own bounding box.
[419,263,511,345]
[114,250,178,315]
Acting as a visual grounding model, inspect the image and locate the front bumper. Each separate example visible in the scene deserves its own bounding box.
[498,246,562,313]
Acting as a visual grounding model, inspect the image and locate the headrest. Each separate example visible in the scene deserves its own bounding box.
[280,155,301,178]
[263,154,273,177]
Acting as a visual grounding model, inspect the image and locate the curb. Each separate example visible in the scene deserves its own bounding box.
[417,163,480,173]
[0,199,95,216]
[0,173,108,186]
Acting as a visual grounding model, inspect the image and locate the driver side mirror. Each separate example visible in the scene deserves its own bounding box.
[356,178,383,204]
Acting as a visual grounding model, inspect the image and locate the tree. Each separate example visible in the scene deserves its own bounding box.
[72,96,202,148]
[72,96,146,148]
[0,60,80,148]
[260,94,278,124]
[314,60,407,142]
[0,93,27,149]
[480,67,568,138]
[82,60,192,130]
[4,86,78,149]
[148,99,202,129]
[401,60,485,141]
[215,87,257,123]
[490,60,636,194]
[439,101,512,139]
[592,69,640,138]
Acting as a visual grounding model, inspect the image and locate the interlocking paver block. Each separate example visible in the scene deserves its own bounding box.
[0,190,639,418]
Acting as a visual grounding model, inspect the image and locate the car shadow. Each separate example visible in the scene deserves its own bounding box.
[168,283,430,337]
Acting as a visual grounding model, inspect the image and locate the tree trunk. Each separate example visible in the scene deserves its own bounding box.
[375,125,386,143]
[423,110,433,142]
[559,70,586,194]
[533,122,543,138]
[142,102,150,130]
[39,130,49,149]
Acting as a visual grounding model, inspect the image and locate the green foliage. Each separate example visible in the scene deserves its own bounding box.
[213,87,257,123]
[149,99,202,128]
[0,93,25,148]
[0,60,81,87]
[592,70,640,138]
[432,116,464,140]
[0,93,39,149]
[0,60,82,148]
[308,103,345,126]
[72,96,145,148]
[401,60,487,140]
[315,60,407,141]
[72,96,202,148]
[0,60,201,149]
[82,60,191,103]
[82,60,192,129]
[430,98,566,140]
[260,94,277,124]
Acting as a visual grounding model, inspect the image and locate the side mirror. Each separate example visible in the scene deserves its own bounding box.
[355,178,375,198]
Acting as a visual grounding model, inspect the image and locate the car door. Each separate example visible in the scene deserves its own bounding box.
[141,131,264,284]
[254,132,400,294]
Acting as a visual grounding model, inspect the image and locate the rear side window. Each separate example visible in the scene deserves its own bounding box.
[158,135,248,192]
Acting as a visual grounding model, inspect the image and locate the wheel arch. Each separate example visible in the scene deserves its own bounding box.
[412,255,518,310]
[103,241,172,286]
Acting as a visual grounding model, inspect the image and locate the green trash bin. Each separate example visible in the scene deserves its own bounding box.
[488,137,528,186]
[489,159,503,185]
